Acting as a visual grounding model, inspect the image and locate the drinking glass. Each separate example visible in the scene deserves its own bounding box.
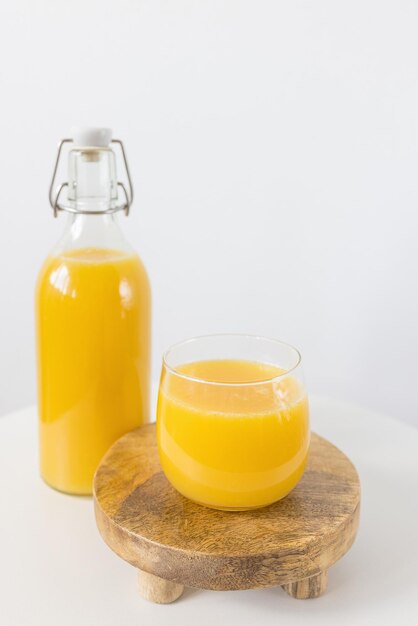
[157,334,309,511]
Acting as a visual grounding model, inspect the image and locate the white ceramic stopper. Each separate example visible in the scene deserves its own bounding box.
[71,127,112,148]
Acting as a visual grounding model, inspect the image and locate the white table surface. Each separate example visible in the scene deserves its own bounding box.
[1,397,418,626]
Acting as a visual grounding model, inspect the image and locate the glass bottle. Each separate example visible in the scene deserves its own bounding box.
[36,128,151,495]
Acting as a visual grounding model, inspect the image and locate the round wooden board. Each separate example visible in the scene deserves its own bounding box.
[94,424,360,595]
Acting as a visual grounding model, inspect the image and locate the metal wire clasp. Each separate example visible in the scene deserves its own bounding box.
[48,138,134,218]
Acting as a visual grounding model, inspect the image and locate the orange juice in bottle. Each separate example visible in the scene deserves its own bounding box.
[36,128,151,495]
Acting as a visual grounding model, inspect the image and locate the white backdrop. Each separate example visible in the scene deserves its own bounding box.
[0,1,417,426]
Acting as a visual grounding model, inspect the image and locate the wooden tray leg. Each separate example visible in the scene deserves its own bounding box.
[137,569,184,604]
[281,570,328,599]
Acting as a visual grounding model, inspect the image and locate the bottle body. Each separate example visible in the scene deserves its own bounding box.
[36,217,151,494]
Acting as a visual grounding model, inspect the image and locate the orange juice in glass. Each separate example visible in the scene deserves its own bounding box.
[157,335,309,511]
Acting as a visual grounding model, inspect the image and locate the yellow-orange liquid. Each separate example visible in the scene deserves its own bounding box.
[36,247,151,495]
[157,359,309,510]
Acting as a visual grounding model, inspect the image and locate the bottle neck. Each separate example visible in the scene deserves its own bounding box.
[68,148,118,211]
[50,145,134,257]
[52,212,133,257]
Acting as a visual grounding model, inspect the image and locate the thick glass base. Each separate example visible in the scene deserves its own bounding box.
[40,474,92,497]
[185,490,293,512]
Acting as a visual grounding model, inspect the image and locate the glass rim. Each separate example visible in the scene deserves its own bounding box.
[162,333,302,387]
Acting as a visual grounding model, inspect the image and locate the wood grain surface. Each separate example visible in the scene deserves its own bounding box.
[94,424,360,591]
